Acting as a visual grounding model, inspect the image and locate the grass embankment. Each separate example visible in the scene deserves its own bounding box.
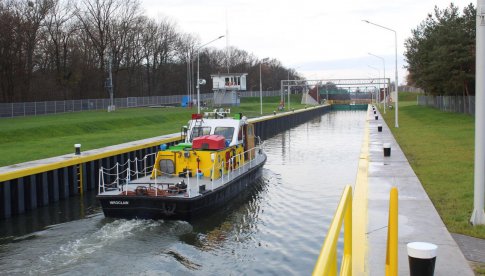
[0,95,306,167]
[380,93,485,238]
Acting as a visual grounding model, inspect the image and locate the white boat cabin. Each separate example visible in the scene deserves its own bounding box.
[185,112,248,147]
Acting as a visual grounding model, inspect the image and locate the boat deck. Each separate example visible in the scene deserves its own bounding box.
[98,152,266,199]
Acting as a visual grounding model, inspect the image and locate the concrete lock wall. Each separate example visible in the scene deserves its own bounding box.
[0,105,331,219]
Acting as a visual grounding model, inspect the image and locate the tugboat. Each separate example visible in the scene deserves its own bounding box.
[97,110,267,220]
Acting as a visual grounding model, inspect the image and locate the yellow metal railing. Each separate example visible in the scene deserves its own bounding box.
[313,185,352,276]
[385,187,398,276]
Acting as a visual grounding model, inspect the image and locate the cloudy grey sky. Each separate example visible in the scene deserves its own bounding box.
[141,0,474,84]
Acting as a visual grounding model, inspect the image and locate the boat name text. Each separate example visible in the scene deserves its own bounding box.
[109,201,129,205]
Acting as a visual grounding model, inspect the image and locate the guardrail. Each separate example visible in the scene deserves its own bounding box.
[312,185,398,275]
[313,185,353,275]
[386,187,398,275]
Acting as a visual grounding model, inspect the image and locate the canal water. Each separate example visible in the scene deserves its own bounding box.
[0,110,366,275]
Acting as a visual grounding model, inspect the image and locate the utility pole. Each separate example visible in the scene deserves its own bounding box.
[106,55,114,112]
[471,0,485,225]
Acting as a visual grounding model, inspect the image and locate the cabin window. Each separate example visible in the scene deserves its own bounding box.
[247,125,254,136]
[214,127,234,141]
[191,127,211,141]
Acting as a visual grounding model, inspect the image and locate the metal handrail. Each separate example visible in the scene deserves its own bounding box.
[385,187,398,276]
[313,185,353,276]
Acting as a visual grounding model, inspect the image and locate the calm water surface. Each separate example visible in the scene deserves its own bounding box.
[0,110,366,275]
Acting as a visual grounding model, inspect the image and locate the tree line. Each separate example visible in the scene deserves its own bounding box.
[404,3,475,96]
[0,0,298,103]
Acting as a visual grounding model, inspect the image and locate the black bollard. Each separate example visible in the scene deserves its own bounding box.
[75,144,81,155]
[383,143,391,157]
[375,115,378,120]
[407,242,438,276]
[374,110,376,114]
[378,124,382,132]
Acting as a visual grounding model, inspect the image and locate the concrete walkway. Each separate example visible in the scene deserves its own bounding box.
[366,107,474,275]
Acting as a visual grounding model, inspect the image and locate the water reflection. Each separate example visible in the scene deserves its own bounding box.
[180,177,267,252]
[0,192,100,245]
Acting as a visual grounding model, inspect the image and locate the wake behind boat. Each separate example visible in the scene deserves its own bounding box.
[97,110,267,220]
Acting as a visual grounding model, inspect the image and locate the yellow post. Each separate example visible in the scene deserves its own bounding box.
[385,187,398,276]
[340,192,352,275]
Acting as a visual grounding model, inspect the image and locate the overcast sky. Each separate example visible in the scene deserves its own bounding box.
[141,0,474,85]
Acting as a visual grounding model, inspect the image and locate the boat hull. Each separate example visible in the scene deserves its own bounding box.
[97,155,266,221]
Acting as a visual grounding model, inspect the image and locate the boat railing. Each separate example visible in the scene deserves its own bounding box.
[98,153,156,194]
[98,145,265,196]
[208,144,265,190]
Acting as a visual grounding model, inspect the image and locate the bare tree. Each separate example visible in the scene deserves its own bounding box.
[75,0,122,74]
[20,0,54,98]
[44,0,80,98]
[108,0,140,97]
[0,1,21,102]
[0,0,295,103]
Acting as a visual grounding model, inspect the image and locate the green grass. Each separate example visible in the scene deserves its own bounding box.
[471,262,485,275]
[380,93,485,238]
[0,95,306,167]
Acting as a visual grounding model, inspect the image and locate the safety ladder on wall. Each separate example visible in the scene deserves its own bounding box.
[77,164,84,196]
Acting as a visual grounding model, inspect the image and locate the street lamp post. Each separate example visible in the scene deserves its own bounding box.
[471,0,485,225]
[363,20,399,128]
[369,52,386,114]
[259,58,269,115]
[287,71,291,110]
[196,35,224,114]
[260,63,263,115]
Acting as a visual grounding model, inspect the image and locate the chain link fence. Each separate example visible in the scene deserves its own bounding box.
[0,91,282,118]
[417,95,476,115]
